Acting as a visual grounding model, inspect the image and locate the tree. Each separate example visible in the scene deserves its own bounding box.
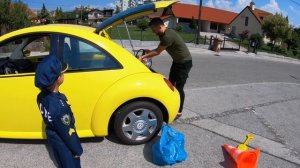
[285,28,300,50]
[262,13,292,50]
[0,0,11,35]
[38,3,49,19]
[9,0,31,30]
[189,16,197,30]
[54,7,63,20]
[137,18,149,41]
[137,18,149,31]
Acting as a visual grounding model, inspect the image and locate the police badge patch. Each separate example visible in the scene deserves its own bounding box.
[61,114,70,125]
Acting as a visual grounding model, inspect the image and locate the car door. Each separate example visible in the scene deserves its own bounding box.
[0,35,50,138]
[0,33,127,139]
[51,34,128,137]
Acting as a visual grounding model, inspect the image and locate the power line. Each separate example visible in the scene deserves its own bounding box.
[289,0,300,7]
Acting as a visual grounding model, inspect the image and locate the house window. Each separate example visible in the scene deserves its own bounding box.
[210,22,218,30]
[245,17,249,26]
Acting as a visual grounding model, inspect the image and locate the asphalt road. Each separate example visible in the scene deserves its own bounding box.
[152,50,300,89]
[1,50,300,168]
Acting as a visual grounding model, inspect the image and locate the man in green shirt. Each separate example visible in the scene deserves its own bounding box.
[139,18,193,119]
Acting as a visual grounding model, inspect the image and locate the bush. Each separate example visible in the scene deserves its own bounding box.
[189,16,197,30]
[267,42,273,47]
[136,18,149,31]
[292,50,298,56]
[175,25,183,32]
[249,33,263,48]
[239,30,249,40]
[274,46,288,55]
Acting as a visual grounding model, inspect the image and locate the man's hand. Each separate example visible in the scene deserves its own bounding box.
[74,155,80,159]
[138,45,166,62]
[139,56,148,62]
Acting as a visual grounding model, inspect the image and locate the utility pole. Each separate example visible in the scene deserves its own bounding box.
[80,0,83,23]
[196,0,202,44]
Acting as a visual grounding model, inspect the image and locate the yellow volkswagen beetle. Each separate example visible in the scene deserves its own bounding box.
[0,1,179,145]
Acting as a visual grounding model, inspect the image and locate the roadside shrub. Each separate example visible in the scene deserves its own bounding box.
[292,50,298,56]
[249,33,263,48]
[267,42,273,47]
[175,25,183,32]
[239,30,249,40]
[274,46,288,55]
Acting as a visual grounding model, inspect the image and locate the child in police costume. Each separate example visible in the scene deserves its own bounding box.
[35,55,83,168]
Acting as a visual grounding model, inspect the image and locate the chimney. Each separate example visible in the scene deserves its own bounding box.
[250,1,255,11]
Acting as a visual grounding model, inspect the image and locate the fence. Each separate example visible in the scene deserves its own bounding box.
[207,36,241,51]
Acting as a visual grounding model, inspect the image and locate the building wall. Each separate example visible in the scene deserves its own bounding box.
[202,21,210,32]
[163,16,178,29]
[162,16,233,34]
[229,8,263,37]
[88,11,104,20]
[121,0,129,11]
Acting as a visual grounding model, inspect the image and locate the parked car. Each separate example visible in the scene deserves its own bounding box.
[0,1,179,145]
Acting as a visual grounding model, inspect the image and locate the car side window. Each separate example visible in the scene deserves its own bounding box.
[53,35,120,71]
[0,35,50,75]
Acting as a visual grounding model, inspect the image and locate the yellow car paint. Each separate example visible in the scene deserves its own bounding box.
[154,0,178,9]
[98,30,111,39]
[0,24,180,139]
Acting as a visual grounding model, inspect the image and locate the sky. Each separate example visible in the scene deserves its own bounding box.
[23,0,300,27]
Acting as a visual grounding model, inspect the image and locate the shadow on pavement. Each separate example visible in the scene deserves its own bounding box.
[0,137,105,168]
[219,145,235,168]
[80,137,104,143]
[0,138,46,144]
[143,136,161,164]
[105,132,124,145]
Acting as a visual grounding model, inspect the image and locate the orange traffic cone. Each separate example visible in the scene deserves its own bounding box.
[223,144,260,168]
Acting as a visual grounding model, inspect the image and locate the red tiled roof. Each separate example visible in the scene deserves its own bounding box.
[171,3,238,25]
[252,7,272,24]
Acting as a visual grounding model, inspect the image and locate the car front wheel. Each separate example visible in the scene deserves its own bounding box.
[113,101,163,145]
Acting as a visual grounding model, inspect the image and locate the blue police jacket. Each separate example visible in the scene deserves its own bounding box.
[37,89,83,156]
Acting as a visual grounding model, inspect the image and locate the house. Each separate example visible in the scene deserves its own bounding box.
[158,3,238,34]
[88,9,114,26]
[229,2,272,37]
[151,2,271,37]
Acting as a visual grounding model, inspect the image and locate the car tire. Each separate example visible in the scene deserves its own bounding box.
[113,101,163,145]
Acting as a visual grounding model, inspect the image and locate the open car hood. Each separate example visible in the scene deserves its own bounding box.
[95,1,177,34]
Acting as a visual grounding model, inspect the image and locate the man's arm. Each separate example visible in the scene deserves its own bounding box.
[140,45,167,61]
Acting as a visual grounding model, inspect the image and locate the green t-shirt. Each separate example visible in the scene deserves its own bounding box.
[159,29,192,63]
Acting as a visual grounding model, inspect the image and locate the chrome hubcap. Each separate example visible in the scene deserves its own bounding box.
[122,108,157,141]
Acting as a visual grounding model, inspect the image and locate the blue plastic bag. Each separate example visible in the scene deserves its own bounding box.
[152,125,188,165]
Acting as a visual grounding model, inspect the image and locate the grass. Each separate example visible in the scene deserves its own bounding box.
[107,26,201,43]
